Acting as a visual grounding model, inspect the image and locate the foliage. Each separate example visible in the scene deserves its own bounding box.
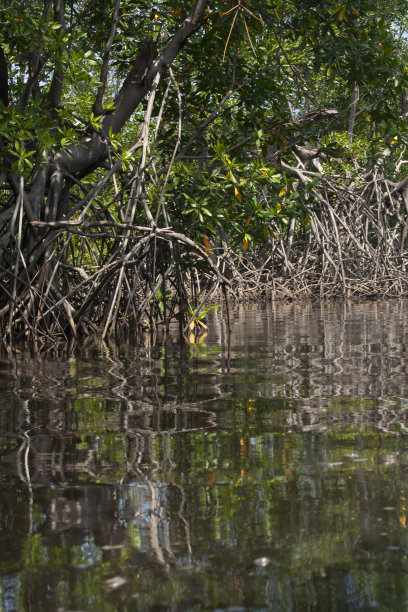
[1,0,408,342]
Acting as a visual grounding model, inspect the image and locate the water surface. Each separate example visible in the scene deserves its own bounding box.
[1,301,408,610]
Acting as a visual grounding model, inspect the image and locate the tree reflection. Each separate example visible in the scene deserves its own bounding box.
[1,302,408,609]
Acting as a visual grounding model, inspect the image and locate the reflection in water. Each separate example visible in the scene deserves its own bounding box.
[1,301,408,610]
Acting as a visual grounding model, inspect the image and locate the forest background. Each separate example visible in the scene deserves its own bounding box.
[1,0,408,343]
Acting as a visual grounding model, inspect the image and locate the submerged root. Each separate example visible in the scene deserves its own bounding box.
[0,225,229,343]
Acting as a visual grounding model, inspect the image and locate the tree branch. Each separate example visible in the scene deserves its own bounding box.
[56,0,209,176]
[92,0,121,115]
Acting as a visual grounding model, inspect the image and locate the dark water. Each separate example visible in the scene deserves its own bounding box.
[1,301,408,611]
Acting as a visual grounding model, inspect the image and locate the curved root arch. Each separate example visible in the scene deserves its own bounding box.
[0,216,228,343]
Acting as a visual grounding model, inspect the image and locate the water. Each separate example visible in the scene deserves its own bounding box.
[1,301,408,611]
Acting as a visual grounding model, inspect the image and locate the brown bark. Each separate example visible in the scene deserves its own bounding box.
[56,0,209,176]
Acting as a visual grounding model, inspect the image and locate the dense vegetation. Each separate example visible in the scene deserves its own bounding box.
[1,0,408,343]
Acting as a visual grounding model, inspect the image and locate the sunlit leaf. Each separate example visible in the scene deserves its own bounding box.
[234,186,242,202]
[279,186,286,197]
[203,233,211,256]
[338,6,346,21]
[196,332,208,344]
